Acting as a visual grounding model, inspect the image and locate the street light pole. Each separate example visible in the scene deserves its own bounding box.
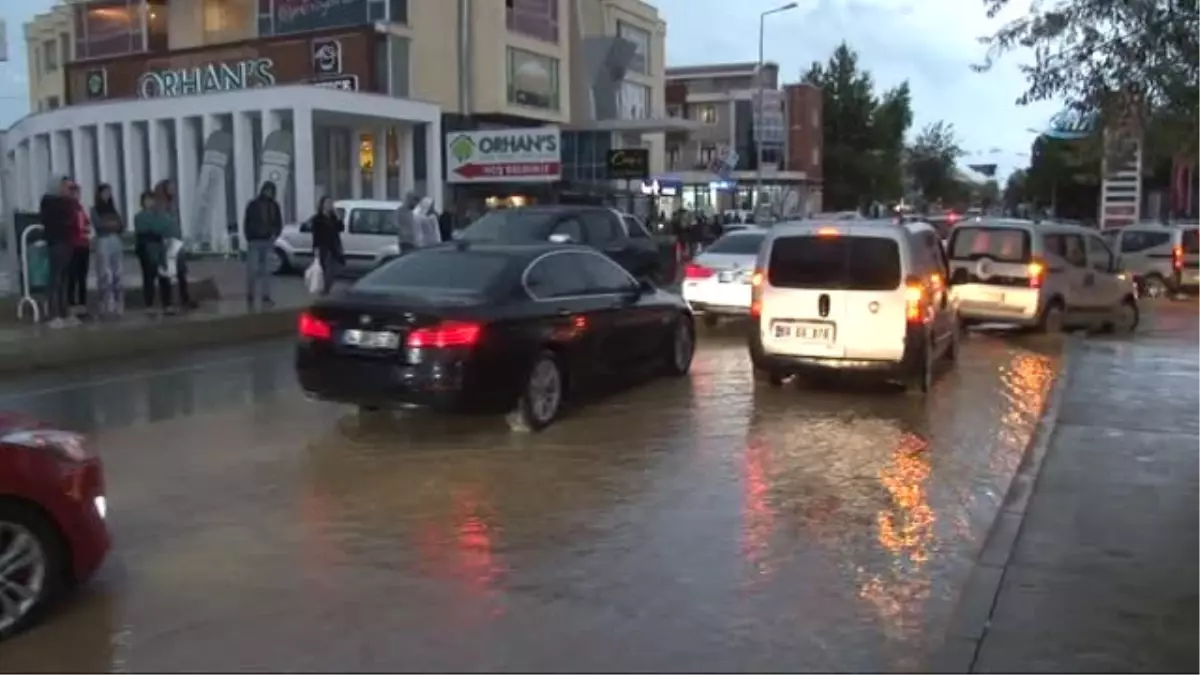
[754,2,798,216]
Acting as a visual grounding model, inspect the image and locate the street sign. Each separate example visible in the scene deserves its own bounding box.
[445,127,562,183]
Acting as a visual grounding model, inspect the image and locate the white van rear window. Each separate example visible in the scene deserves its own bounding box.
[768,236,901,291]
[948,227,1031,263]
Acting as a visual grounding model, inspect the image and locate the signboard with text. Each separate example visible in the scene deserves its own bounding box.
[606,149,649,180]
[445,127,562,183]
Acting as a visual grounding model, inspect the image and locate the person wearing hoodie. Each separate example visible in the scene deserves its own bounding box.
[395,191,421,255]
[39,175,76,327]
[310,196,344,295]
[412,197,442,248]
[243,181,283,310]
[91,183,126,319]
[133,190,175,315]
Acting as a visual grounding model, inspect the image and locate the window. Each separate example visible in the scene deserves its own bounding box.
[811,146,820,168]
[948,227,1031,263]
[460,209,557,242]
[59,33,71,66]
[1118,229,1171,253]
[43,41,57,72]
[706,232,766,255]
[507,48,560,110]
[579,253,638,293]
[1086,236,1113,272]
[617,20,650,74]
[1044,233,1087,268]
[46,96,61,110]
[580,211,620,244]
[146,0,170,52]
[620,214,650,239]
[76,0,144,60]
[666,146,681,170]
[525,253,593,299]
[698,105,717,123]
[811,108,819,128]
[667,105,682,118]
[768,236,902,291]
[348,208,399,235]
[358,249,512,294]
[506,0,558,43]
[389,0,408,23]
[618,81,650,120]
[699,145,716,166]
[203,0,255,43]
[551,217,583,242]
[1183,228,1199,253]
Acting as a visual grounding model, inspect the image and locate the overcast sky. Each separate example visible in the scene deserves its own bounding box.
[0,0,1061,180]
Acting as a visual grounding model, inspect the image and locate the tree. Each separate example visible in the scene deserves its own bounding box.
[977,179,1002,210]
[905,121,964,204]
[804,43,913,210]
[977,0,1200,160]
[1003,169,1029,213]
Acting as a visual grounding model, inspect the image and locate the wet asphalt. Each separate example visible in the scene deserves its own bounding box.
[0,319,1070,672]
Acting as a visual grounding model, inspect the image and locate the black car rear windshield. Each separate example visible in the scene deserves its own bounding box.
[1182,228,1199,253]
[706,233,765,255]
[768,235,901,291]
[948,227,1031,263]
[458,210,557,243]
[355,249,512,294]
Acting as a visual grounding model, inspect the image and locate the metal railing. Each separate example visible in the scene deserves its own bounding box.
[16,224,44,323]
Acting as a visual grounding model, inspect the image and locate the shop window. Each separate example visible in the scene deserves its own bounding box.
[617,21,650,74]
[203,0,254,44]
[506,0,558,43]
[507,47,559,110]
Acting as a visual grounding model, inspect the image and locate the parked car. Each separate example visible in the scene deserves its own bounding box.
[748,219,959,393]
[0,414,109,640]
[682,228,768,326]
[295,242,695,432]
[947,219,1139,332]
[274,199,406,275]
[1101,222,1200,298]
[453,206,679,284]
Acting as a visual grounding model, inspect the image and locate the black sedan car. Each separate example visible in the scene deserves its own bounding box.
[296,242,696,432]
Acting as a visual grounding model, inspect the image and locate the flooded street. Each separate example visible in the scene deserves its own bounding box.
[0,323,1062,672]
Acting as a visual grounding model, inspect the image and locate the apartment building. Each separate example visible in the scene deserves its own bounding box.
[23,4,74,113]
[663,61,822,216]
[14,0,690,235]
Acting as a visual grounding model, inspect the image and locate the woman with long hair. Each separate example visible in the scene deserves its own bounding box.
[133,191,174,315]
[65,183,92,319]
[91,183,125,318]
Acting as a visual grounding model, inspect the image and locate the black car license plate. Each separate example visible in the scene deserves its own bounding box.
[341,329,401,349]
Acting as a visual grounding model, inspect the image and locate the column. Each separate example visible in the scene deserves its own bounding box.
[50,130,69,179]
[16,141,31,210]
[232,110,255,246]
[372,126,388,199]
[97,123,120,195]
[175,116,199,242]
[32,134,52,203]
[147,118,171,189]
[398,125,415,197]
[122,121,144,220]
[292,106,316,223]
[425,118,443,213]
[348,128,363,199]
[73,127,96,207]
[326,128,339,198]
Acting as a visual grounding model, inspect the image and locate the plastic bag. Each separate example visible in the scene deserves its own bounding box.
[304,258,324,295]
[160,238,184,278]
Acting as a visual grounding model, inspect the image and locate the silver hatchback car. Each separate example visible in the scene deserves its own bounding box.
[947,219,1140,333]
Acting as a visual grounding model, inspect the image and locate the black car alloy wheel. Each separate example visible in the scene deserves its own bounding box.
[666,319,695,376]
[507,351,564,432]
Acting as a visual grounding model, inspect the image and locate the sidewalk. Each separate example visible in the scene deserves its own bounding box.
[945,312,1199,672]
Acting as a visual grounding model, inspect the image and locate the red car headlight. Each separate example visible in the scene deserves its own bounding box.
[1,429,91,462]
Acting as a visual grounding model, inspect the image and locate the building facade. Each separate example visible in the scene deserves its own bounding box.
[24,4,74,113]
[661,61,822,217]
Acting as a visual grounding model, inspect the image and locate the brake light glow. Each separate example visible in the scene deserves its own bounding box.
[816,227,840,237]
[905,279,926,322]
[1028,259,1046,289]
[1173,245,1184,270]
[406,321,483,349]
[298,312,332,340]
[685,263,714,279]
[750,267,764,317]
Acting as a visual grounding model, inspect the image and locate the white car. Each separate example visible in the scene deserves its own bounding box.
[682,229,768,326]
[749,219,960,393]
[273,199,406,274]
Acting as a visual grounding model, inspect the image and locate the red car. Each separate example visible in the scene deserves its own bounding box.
[0,413,110,640]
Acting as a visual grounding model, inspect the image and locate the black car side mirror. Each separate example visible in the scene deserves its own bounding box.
[637,278,656,294]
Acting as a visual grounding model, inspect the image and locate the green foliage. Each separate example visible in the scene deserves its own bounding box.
[977,0,1199,159]
[804,43,913,210]
[906,121,965,204]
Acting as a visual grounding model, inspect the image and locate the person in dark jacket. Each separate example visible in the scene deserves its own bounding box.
[134,190,175,315]
[242,181,283,310]
[153,179,196,309]
[65,183,92,319]
[39,175,76,327]
[311,196,343,295]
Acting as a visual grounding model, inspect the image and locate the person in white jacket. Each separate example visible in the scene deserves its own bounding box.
[412,197,442,248]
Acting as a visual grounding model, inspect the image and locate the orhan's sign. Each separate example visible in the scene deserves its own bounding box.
[65,28,377,105]
[137,58,276,99]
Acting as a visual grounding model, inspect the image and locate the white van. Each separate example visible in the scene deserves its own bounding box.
[748,219,960,393]
[273,199,406,274]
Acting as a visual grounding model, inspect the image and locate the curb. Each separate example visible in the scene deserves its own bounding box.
[929,336,1078,673]
[0,307,302,375]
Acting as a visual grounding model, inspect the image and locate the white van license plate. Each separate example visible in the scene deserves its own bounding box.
[772,321,834,342]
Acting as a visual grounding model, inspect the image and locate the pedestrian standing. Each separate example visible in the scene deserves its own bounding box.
[154,179,196,310]
[395,191,421,255]
[65,183,93,320]
[311,196,343,295]
[91,183,126,319]
[242,181,283,311]
[134,191,174,315]
[39,175,76,328]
